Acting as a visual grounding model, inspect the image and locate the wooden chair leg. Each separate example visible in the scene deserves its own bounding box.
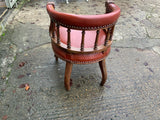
[64,62,73,91]
[99,59,107,86]
[54,54,58,61]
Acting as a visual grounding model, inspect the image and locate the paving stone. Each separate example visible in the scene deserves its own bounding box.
[0,0,160,119]
[152,46,160,55]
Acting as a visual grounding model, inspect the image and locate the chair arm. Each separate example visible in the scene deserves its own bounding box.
[105,1,115,13]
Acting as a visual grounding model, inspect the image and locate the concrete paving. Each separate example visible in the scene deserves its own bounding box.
[0,0,160,119]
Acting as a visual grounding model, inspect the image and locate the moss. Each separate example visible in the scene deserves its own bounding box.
[2,32,5,36]
[0,24,2,36]
[6,71,11,78]
[4,54,17,84]
[16,0,29,9]
[0,31,6,41]
[14,55,17,61]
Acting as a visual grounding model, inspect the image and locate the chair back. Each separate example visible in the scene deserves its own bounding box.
[46,2,120,53]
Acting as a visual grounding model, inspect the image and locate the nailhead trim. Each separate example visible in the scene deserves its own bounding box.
[52,19,116,30]
[54,52,107,64]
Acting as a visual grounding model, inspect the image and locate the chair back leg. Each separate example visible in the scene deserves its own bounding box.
[99,59,107,86]
[54,54,58,61]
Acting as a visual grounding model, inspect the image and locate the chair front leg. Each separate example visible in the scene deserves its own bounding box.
[64,61,73,91]
[99,59,107,86]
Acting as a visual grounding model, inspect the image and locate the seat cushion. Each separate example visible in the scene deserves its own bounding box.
[59,27,106,48]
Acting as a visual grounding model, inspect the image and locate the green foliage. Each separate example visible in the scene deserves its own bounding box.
[0,32,5,42]
[2,32,5,36]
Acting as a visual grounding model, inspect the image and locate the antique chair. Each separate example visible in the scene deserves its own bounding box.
[46,1,120,91]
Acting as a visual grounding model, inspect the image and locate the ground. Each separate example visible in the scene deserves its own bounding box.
[0,0,160,119]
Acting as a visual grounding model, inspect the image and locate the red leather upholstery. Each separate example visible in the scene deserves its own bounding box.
[46,2,121,64]
[47,3,121,29]
[59,27,106,48]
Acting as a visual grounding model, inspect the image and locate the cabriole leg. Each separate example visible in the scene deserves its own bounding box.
[99,59,107,86]
[64,62,73,91]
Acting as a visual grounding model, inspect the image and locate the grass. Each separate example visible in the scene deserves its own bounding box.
[0,31,6,41]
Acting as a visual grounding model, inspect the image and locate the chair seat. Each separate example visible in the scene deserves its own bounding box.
[59,27,106,48]
[52,41,111,64]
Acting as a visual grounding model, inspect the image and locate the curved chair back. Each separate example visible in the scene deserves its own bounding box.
[46,2,120,52]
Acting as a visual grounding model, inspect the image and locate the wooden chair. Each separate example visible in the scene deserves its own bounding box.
[46,1,120,91]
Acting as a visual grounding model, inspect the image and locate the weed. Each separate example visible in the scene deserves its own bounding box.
[2,32,5,36]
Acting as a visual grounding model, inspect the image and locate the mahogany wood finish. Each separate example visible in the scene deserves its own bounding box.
[54,54,58,61]
[46,1,120,91]
[64,62,73,91]
[56,24,60,44]
[99,59,107,86]
[94,30,100,50]
[81,30,85,51]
